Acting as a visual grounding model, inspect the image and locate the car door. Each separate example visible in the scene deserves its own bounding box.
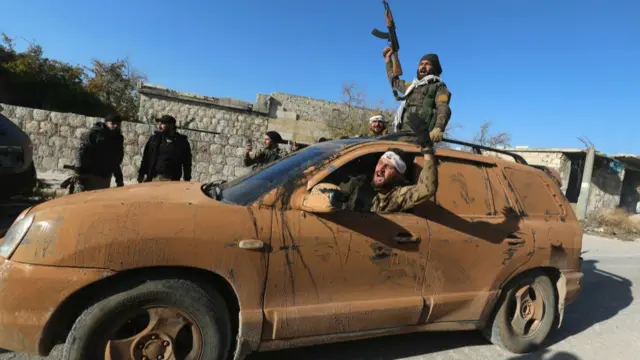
[261,145,431,340]
[417,154,535,323]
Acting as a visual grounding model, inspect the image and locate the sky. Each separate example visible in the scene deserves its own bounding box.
[2,0,639,154]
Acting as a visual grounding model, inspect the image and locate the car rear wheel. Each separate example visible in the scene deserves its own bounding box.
[62,279,232,360]
[483,271,557,353]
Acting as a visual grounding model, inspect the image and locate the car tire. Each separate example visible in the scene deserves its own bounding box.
[62,278,232,360]
[483,271,557,353]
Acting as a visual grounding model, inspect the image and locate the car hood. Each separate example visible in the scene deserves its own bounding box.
[12,181,263,268]
[31,181,211,212]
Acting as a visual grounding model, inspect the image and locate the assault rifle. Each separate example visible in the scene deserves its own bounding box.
[372,0,404,100]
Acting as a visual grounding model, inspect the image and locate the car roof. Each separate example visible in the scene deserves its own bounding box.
[332,134,533,171]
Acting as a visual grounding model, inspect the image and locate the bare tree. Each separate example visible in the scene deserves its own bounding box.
[472,121,512,148]
[324,82,391,139]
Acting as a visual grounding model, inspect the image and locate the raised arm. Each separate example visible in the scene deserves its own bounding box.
[385,150,438,213]
[384,47,410,94]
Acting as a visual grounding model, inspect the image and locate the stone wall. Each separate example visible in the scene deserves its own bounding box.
[270,92,376,123]
[2,83,378,187]
[1,102,258,184]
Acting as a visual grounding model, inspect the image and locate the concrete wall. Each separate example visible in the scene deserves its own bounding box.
[620,170,640,213]
[589,159,625,211]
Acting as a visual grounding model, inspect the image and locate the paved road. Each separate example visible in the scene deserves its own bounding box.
[0,234,637,360]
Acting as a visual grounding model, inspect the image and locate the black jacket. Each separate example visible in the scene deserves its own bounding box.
[75,121,124,184]
[138,131,192,181]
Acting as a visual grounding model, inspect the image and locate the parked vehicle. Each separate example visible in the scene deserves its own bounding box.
[0,134,583,360]
[0,107,37,199]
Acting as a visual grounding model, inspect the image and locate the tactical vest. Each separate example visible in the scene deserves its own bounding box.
[401,81,443,132]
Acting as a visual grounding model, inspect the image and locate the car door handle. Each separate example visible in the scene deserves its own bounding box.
[392,234,421,244]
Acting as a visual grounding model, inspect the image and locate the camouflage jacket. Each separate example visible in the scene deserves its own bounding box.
[244,146,286,168]
[386,62,452,133]
[370,155,438,213]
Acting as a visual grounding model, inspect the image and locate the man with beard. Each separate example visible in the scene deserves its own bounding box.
[244,131,287,169]
[367,114,389,137]
[314,139,437,214]
[74,114,124,192]
[137,115,192,182]
[369,144,437,213]
[383,46,452,143]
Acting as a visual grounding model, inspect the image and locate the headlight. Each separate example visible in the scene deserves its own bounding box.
[0,214,34,258]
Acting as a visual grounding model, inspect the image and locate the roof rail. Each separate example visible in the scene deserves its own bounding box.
[376,131,529,165]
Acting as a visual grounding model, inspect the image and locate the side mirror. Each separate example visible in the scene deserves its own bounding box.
[299,184,345,213]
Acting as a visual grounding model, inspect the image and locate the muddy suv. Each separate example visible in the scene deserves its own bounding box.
[0,107,37,199]
[0,135,583,360]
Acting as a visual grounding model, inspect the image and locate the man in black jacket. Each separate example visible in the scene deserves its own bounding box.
[74,114,124,192]
[137,115,192,183]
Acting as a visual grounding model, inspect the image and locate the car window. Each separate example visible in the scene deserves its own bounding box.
[319,151,421,213]
[503,167,561,216]
[435,157,493,216]
[219,139,366,206]
[486,167,514,215]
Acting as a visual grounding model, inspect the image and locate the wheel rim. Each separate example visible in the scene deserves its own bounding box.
[105,306,204,360]
[509,283,546,337]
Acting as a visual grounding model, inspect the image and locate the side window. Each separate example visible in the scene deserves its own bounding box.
[435,157,493,216]
[503,167,561,216]
[486,167,514,214]
[321,151,421,213]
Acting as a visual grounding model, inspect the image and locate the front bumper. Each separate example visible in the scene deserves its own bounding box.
[0,258,113,355]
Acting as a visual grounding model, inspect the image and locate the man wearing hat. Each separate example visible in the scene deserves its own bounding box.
[74,113,125,192]
[244,130,287,169]
[382,46,452,143]
[137,115,192,183]
[368,114,389,137]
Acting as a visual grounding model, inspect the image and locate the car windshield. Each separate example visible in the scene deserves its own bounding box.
[216,138,367,206]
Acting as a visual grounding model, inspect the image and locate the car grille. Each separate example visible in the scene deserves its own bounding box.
[0,145,24,168]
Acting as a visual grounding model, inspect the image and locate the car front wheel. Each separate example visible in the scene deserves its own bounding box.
[62,278,232,360]
[484,271,557,353]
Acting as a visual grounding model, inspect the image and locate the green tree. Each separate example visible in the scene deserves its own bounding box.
[85,59,147,121]
[0,33,113,116]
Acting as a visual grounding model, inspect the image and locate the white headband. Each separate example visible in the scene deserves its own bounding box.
[369,115,386,123]
[380,151,406,174]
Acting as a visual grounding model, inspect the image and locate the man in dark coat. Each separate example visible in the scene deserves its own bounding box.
[74,113,124,192]
[137,115,192,183]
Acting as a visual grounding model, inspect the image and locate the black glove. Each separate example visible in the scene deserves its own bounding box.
[406,112,434,149]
